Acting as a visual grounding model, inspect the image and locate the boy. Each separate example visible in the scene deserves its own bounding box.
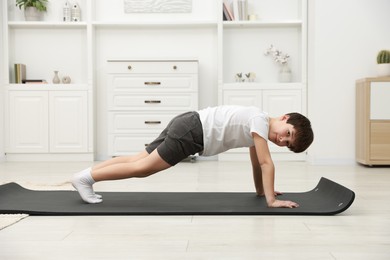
[72,105,314,208]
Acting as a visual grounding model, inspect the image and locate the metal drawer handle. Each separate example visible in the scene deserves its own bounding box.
[144,121,161,124]
[144,100,161,104]
[128,65,132,70]
[144,82,161,85]
[173,65,177,70]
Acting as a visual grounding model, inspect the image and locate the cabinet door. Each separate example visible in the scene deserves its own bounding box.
[263,90,302,153]
[49,91,88,153]
[7,91,49,153]
[262,90,302,116]
[223,90,262,106]
[370,121,390,160]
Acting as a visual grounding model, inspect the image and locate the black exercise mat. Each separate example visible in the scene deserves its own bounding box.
[0,177,354,216]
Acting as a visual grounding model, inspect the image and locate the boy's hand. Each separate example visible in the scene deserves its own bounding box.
[268,199,299,208]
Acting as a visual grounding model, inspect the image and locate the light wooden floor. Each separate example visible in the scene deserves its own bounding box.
[0,160,389,259]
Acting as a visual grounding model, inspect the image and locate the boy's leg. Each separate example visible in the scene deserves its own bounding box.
[93,150,149,171]
[72,151,150,202]
[92,149,171,181]
[72,150,171,203]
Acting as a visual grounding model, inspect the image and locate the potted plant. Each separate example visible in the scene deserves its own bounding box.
[15,0,48,21]
[377,50,390,77]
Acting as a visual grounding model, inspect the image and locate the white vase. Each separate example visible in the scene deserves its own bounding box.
[377,64,390,77]
[24,7,43,21]
[278,64,292,83]
[52,71,60,84]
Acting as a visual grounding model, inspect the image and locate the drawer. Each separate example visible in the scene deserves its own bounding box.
[108,134,157,156]
[108,113,176,133]
[370,121,390,160]
[108,75,197,92]
[107,61,198,74]
[108,93,198,111]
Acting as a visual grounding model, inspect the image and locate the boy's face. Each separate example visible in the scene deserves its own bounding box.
[269,115,296,148]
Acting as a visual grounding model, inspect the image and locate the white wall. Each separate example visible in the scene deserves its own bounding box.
[307,0,390,164]
[0,2,5,161]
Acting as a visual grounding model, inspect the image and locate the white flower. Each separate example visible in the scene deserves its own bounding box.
[264,44,290,65]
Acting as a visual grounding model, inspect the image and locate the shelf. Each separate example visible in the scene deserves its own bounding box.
[92,20,218,28]
[8,21,87,29]
[6,84,89,91]
[223,82,305,90]
[223,20,302,28]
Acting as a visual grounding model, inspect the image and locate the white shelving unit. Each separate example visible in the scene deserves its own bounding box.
[218,0,307,161]
[1,0,307,161]
[2,0,92,161]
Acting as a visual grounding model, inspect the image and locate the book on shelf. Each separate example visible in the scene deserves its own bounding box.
[225,0,247,21]
[238,0,248,21]
[232,0,239,21]
[223,6,230,21]
[223,1,234,21]
[22,79,48,84]
[14,64,26,83]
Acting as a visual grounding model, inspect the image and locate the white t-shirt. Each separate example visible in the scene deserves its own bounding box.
[198,106,269,156]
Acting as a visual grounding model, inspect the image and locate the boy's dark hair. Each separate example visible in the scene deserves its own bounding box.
[286,112,314,153]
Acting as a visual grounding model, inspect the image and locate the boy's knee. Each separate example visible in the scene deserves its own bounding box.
[137,170,155,178]
[133,162,160,178]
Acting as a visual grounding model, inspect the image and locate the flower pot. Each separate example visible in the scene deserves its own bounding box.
[377,64,390,77]
[24,7,43,21]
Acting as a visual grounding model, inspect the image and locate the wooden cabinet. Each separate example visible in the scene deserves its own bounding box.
[5,89,90,160]
[107,60,198,156]
[356,78,390,165]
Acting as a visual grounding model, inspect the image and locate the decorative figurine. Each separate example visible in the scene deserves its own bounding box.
[71,2,81,22]
[62,76,71,84]
[63,1,71,22]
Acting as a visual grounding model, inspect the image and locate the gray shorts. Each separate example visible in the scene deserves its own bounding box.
[145,111,204,166]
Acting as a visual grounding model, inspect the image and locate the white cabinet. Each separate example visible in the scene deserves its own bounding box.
[220,85,306,161]
[5,89,90,160]
[7,91,49,153]
[262,90,302,117]
[2,0,93,161]
[49,91,88,153]
[107,60,198,156]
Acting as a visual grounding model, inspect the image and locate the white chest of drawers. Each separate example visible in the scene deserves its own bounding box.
[107,60,199,156]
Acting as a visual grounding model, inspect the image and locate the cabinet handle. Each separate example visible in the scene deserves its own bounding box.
[144,121,161,124]
[144,82,161,85]
[144,100,161,104]
[173,65,177,70]
[127,65,132,70]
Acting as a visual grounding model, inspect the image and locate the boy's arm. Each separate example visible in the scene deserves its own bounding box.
[249,146,264,196]
[252,133,299,208]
